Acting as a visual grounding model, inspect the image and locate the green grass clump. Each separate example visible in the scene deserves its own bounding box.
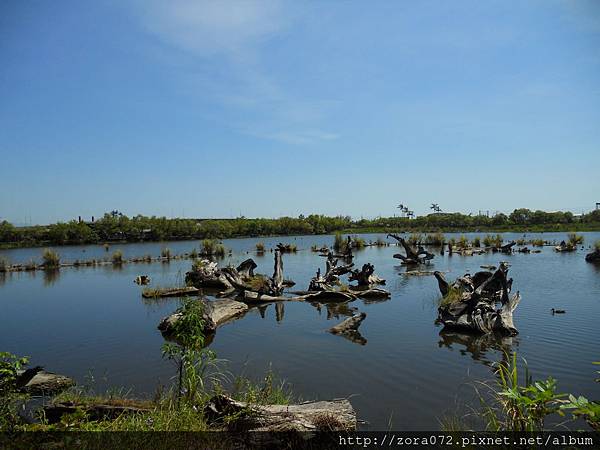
[230,369,292,406]
[351,236,366,249]
[375,236,387,247]
[0,257,9,272]
[246,275,270,292]
[439,287,464,307]
[457,235,469,249]
[568,233,584,247]
[594,240,600,251]
[407,233,422,246]
[531,239,545,247]
[471,236,481,247]
[255,242,265,253]
[189,248,198,258]
[516,238,526,245]
[42,249,60,268]
[161,247,171,259]
[483,234,503,247]
[111,250,123,264]
[333,232,346,252]
[201,239,225,257]
[425,232,445,246]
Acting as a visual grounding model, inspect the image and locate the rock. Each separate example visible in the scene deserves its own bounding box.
[19,370,74,395]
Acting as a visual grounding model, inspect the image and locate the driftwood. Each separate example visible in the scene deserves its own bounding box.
[434,264,521,336]
[348,263,385,286]
[585,249,600,263]
[350,287,391,299]
[308,253,354,291]
[555,240,576,252]
[236,259,257,278]
[185,260,229,289]
[133,275,150,285]
[204,394,356,432]
[387,234,434,264]
[142,286,200,298]
[158,298,249,336]
[329,313,367,345]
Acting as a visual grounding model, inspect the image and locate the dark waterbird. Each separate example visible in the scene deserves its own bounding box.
[551,308,566,314]
[15,365,44,389]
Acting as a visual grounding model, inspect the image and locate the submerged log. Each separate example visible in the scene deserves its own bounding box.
[434,264,520,336]
[142,286,200,298]
[204,394,356,432]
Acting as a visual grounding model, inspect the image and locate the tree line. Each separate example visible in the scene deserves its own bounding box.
[1,209,599,247]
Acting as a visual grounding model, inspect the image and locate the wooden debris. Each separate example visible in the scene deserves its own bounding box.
[142,286,200,298]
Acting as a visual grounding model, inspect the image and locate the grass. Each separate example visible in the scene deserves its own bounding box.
[595,240,600,251]
[425,232,445,246]
[201,239,226,257]
[111,250,123,264]
[25,259,37,271]
[333,232,346,252]
[161,247,172,259]
[471,236,481,247]
[246,275,270,292]
[516,238,526,245]
[457,235,469,249]
[374,236,387,247]
[531,239,545,247]
[567,232,584,247]
[0,257,8,272]
[407,233,422,246]
[483,234,503,247]
[439,287,464,307]
[42,249,60,268]
[189,248,198,259]
[255,242,265,253]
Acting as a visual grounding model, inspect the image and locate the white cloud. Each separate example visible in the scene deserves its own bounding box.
[135,0,338,144]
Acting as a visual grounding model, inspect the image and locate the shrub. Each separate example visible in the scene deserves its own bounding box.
[255,242,265,253]
[42,249,60,268]
[112,250,124,264]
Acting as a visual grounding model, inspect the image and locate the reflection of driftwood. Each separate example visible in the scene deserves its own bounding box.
[329,313,367,345]
[350,287,391,299]
[204,395,356,431]
[438,330,517,367]
[158,298,248,336]
[434,265,520,336]
[387,234,434,264]
[142,286,200,298]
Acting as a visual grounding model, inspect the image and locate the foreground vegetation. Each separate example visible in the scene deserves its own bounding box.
[0,299,291,432]
[2,208,600,248]
[444,354,600,432]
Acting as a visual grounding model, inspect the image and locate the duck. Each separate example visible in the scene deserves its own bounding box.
[551,308,566,314]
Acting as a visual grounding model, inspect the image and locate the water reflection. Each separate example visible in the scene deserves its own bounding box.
[437,330,518,368]
[43,269,60,286]
[275,303,284,322]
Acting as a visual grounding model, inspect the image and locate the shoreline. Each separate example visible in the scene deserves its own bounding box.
[1,225,600,251]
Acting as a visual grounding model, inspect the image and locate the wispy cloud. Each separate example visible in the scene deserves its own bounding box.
[135,0,338,144]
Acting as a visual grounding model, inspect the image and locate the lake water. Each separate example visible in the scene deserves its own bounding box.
[1,232,599,430]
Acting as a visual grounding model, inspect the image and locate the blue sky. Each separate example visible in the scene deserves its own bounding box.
[1,0,599,224]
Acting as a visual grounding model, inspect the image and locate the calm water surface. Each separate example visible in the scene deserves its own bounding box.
[1,232,599,429]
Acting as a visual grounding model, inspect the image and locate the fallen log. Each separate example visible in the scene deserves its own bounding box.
[142,286,200,298]
[350,287,391,299]
[44,401,151,424]
[204,394,356,431]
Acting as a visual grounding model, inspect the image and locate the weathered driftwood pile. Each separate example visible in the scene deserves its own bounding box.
[433,263,521,336]
[387,234,435,265]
